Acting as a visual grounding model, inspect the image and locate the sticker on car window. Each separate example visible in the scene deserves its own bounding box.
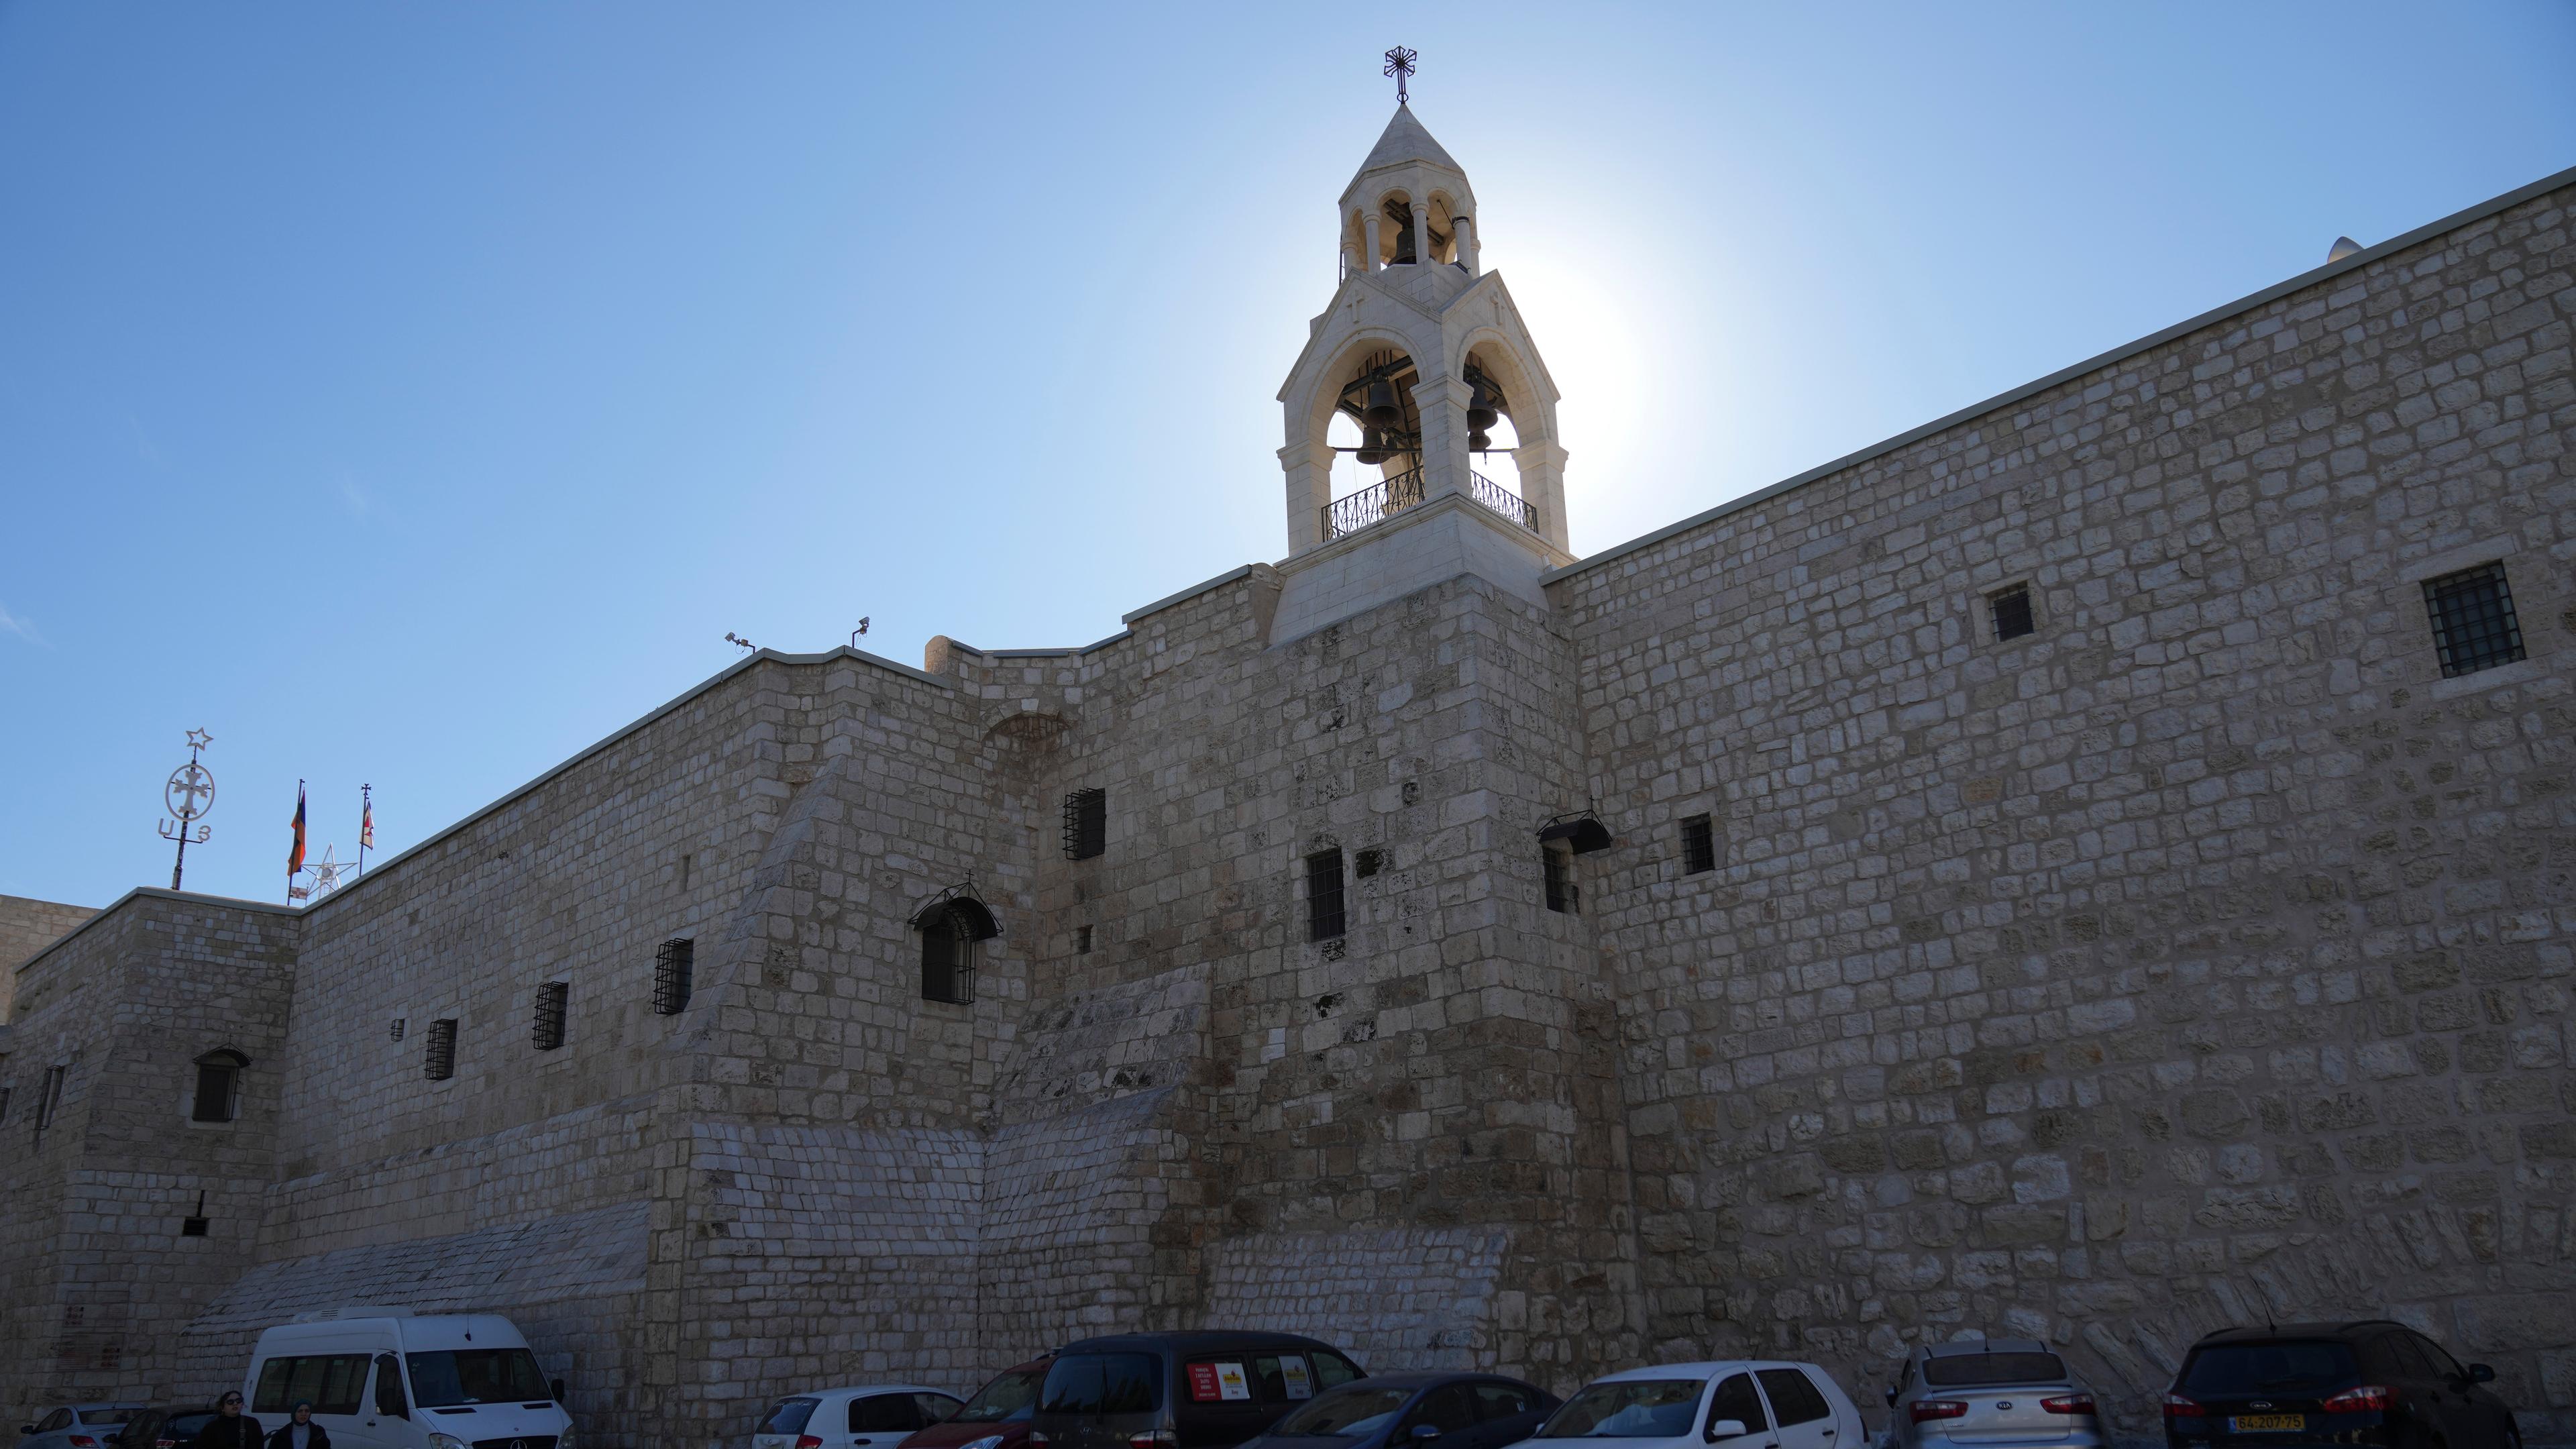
[1215,1364,1252,1401]
[1281,1360,1312,1400]
[1189,1364,1224,1403]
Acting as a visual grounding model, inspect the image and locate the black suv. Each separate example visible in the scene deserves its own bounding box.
[1030,1332,1366,1449]
[2163,1322,2520,1449]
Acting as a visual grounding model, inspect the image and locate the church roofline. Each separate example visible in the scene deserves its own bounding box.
[11,885,300,981]
[1542,160,2576,586]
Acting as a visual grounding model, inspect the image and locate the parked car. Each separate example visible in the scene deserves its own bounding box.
[109,1409,219,1449]
[2163,1321,2521,1449]
[1530,1361,1863,1449]
[19,1407,148,1449]
[1028,1330,1367,1449]
[1238,1371,1556,1449]
[242,1310,572,1449]
[753,1387,967,1449]
[898,1358,1054,1449]
[1882,1339,2099,1449]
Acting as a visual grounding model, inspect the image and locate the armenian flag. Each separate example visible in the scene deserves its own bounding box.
[287,783,308,877]
[360,794,374,850]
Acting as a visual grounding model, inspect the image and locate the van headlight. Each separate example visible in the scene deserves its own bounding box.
[429,1434,469,1449]
[962,1436,1004,1449]
[557,1430,576,1449]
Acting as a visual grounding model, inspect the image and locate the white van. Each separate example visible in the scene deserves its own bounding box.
[243,1310,575,1449]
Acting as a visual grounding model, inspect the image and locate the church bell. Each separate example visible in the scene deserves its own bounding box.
[1362,379,1403,430]
[1354,428,1389,466]
[1466,382,1499,431]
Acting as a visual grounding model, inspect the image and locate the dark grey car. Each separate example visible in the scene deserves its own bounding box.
[1030,1332,1367,1449]
[1238,1373,1557,1449]
[1880,1341,2100,1449]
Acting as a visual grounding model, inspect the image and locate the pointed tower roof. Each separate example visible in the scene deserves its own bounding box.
[1346,103,1462,191]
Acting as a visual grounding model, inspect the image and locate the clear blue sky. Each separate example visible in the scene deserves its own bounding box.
[4,3,2572,911]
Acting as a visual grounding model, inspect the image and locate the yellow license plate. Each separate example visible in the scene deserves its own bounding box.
[2230,1416,2304,1432]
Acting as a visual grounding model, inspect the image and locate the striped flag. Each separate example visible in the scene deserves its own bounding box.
[287,783,308,877]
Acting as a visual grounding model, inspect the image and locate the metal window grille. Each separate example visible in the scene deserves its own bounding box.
[2423,562,2524,678]
[1682,815,1717,875]
[33,1065,65,1140]
[191,1063,238,1123]
[1306,849,1346,942]
[388,1018,406,1043]
[1543,845,1579,914]
[1990,584,2035,641]
[423,1020,457,1081]
[1063,788,1106,860]
[920,916,977,1004]
[653,938,695,1016]
[1076,924,1093,955]
[533,981,570,1051]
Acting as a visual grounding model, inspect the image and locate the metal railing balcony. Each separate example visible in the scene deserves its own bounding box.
[1322,467,1539,543]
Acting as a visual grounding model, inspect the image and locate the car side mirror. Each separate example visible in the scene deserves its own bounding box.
[1706,1421,1748,1442]
[552,1381,568,1404]
[2465,1364,2494,1385]
[1411,1428,1440,1443]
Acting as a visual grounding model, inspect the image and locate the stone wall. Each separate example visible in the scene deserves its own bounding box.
[0,892,95,1022]
[1550,176,2575,1441]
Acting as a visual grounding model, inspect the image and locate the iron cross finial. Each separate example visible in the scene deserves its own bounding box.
[1383,46,1417,105]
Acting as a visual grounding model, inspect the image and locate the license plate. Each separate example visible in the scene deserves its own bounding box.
[2229,1415,2304,1432]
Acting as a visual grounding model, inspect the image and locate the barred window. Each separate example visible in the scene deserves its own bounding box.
[1681,814,1717,875]
[2422,562,2524,678]
[1990,583,2035,641]
[1543,844,1578,914]
[1063,788,1107,860]
[1076,924,1093,955]
[191,1050,248,1124]
[653,938,695,1016]
[388,1018,406,1043]
[423,1020,457,1081]
[533,981,570,1051]
[1306,849,1346,942]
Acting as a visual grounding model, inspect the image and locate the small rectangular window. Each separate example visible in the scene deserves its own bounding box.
[532,981,570,1051]
[1990,583,2035,641]
[1305,849,1346,942]
[388,1018,406,1043]
[1681,814,1716,875]
[2422,561,2524,677]
[653,938,695,1015]
[1076,924,1093,955]
[191,1061,239,1123]
[33,1065,65,1140]
[681,853,695,890]
[920,919,977,1005]
[0,1086,11,1124]
[423,1020,458,1081]
[1063,788,1107,860]
[1542,845,1578,914]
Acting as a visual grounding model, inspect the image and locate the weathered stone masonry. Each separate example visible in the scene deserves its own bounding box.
[1,107,2569,1449]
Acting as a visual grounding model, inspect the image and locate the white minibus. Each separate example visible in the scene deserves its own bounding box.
[242,1310,574,1449]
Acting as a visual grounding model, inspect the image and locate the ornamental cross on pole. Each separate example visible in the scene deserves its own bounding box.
[1383,46,1417,104]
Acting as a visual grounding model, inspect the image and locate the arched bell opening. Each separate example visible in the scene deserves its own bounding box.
[1322,350,1428,535]
[1458,343,1528,498]
[1374,191,1462,269]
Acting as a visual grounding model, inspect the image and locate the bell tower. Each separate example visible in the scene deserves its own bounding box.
[1271,93,1572,640]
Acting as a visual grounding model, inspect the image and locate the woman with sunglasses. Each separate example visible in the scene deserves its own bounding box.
[198,1394,261,1449]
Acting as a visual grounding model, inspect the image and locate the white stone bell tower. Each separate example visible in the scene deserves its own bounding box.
[1269,100,1574,641]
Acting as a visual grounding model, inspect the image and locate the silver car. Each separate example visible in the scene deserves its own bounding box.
[1880,1341,2100,1449]
[17,1405,148,1449]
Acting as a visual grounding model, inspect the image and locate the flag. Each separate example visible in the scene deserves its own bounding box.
[287,784,308,877]
[360,794,374,850]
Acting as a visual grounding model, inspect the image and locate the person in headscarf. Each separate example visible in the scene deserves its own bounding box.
[198,1393,262,1449]
[263,1402,329,1449]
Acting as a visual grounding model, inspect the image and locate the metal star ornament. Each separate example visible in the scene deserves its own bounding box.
[186,728,214,751]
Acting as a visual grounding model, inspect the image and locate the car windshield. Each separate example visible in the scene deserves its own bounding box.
[1271,1387,1417,1437]
[1537,1382,1703,1438]
[757,1400,820,1435]
[1922,1354,2069,1388]
[955,1371,1050,1425]
[406,1350,551,1408]
[1040,1354,1163,1416]
[2182,1344,2362,1396]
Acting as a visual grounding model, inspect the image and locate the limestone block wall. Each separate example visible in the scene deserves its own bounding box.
[0,895,298,1417]
[1552,179,2575,1440]
[0,892,96,1022]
